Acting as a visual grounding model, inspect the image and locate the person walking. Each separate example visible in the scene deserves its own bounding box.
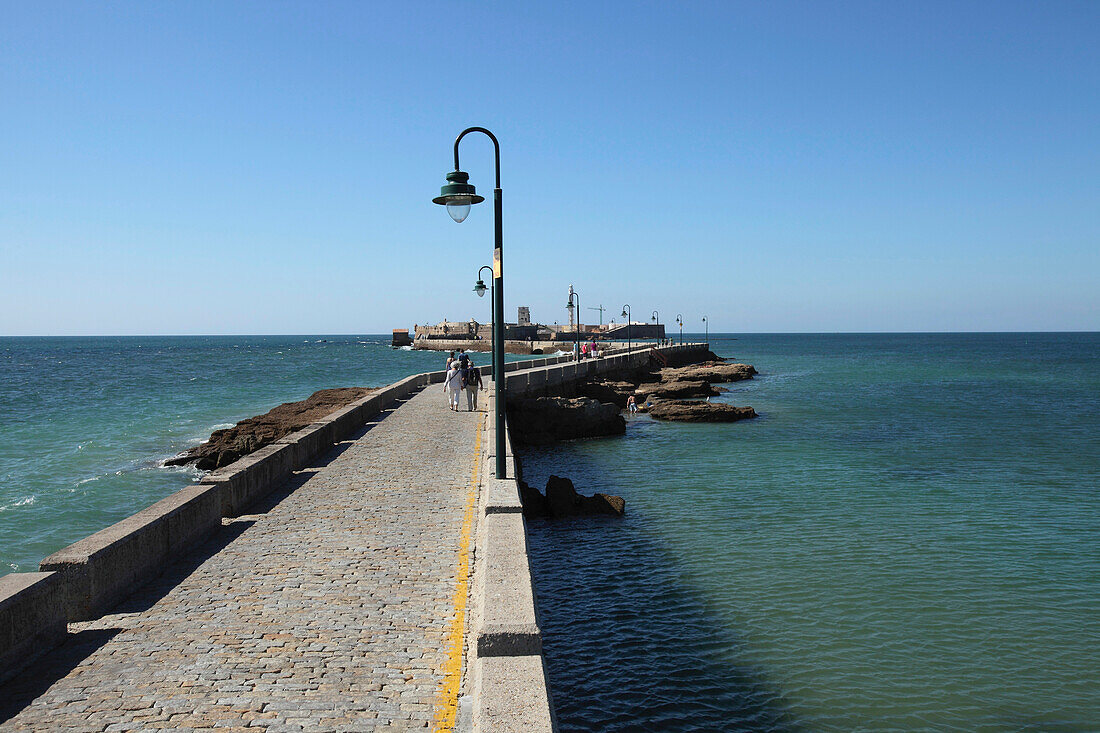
[443,363,463,411]
[627,394,637,414]
[465,365,483,411]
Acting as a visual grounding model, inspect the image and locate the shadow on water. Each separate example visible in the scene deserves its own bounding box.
[520,447,801,733]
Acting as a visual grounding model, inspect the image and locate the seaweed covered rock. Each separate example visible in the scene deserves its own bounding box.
[166,387,375,470]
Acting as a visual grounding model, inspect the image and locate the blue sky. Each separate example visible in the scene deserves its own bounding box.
[1,1,1097,334]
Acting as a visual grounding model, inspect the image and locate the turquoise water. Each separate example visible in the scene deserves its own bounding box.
[521,333,1100,731]
[0,335,513,574]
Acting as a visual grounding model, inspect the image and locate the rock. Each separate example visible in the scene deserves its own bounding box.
[522,475,625,518]
[166,387,376,470]
[634,379,720,401]
[646,400,757,422]
[518,480,548,518]
[579,379,638,408]
[507,397,625,444]
[658,362,757,384]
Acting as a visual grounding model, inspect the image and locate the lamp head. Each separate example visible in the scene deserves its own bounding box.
[473,279,488,297]
[433,170,485,223]
[621,308,628,318]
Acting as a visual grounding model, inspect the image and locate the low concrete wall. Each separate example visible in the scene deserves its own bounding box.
[471,418,555,732]
[0,572,68,684]
[505,343,709,397]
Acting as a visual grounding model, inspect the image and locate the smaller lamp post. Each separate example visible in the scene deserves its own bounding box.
[621,304,632,354]
[567,288,582,360]
[676,313,683,345]
[702,315,708,345]
[651,310,660,345]
[474,265,494,378]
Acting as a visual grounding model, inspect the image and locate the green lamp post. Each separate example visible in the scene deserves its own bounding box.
[621,304,632,354]
[567,288,582,360]
[702,315,708,345]
[676,313,683,345]
[434,127,507,479]
[474,264,494,380]
[651,310,660,345]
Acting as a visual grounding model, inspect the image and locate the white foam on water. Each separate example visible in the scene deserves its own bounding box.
[0,496,36,512]
[399,345,413,351]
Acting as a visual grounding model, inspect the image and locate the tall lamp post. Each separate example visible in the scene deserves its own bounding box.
[474,265,494,378]
[702,315,708,345]
[676,313,683,345]
[621,304,632,354]
[651,310,660,345]
[567,288,582,360]
[433,126,507,479]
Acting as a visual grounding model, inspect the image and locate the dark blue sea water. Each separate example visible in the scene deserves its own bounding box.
[519,332,1100,732]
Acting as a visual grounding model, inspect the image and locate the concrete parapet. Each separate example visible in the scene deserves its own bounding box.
[475,655,555,733]
[0,571,68,684]
[40,482,223,621]
[476,514,541,657]
[200,442,299,517]
[484,479,523,514]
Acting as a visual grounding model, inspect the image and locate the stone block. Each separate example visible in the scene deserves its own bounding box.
[40,482,224,621]
[0,572,68,684]
[476,514,541,657]
[475,655,555,733]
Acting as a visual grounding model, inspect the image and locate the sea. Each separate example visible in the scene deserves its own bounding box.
[2,333,1098,730]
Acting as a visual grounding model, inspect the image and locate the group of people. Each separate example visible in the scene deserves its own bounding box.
[442,350,483,411]
[576,340,602,359]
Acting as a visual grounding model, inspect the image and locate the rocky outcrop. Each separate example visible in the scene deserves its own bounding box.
[519,475,625,518]
[580,379,641,408]
[166,387,376,470]
[634,379,720,401]
[507,396,625,445]
[645,400,757,422]
[657,362,758,384]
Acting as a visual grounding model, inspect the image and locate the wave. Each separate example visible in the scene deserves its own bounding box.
[0,496,36,512]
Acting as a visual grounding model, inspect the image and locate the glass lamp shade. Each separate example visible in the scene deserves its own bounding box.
[621,310,628,318]
[447,202,471,223]
[474,280,487,297]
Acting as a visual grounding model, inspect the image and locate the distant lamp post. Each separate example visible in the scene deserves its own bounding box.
[651,310,660,344]
[567,288,582,360]
[474,264,494,377]
[702,315,708,344]
[676,313,683,345]
[621,304,632,354]
[434,126,506,479]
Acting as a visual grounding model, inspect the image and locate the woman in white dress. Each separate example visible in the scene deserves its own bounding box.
[443,364,463,411]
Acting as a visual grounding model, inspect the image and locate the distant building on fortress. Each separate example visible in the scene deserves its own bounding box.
[412,306,664,342]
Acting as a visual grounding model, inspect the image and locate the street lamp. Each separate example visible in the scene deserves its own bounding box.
[567,288,582,360]
[474,265,494,378]
[651,310,660,345]
[702,315,708,345]
[434,127,507,479]
[676,313,683,345]
[621,304,632,354]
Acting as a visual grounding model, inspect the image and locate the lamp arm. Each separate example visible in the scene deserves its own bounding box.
[454,127,501,188]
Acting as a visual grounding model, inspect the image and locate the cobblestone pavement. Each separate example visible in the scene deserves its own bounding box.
[1,387,485,732]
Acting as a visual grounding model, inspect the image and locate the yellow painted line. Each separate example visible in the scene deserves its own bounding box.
[433,414,483,732]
